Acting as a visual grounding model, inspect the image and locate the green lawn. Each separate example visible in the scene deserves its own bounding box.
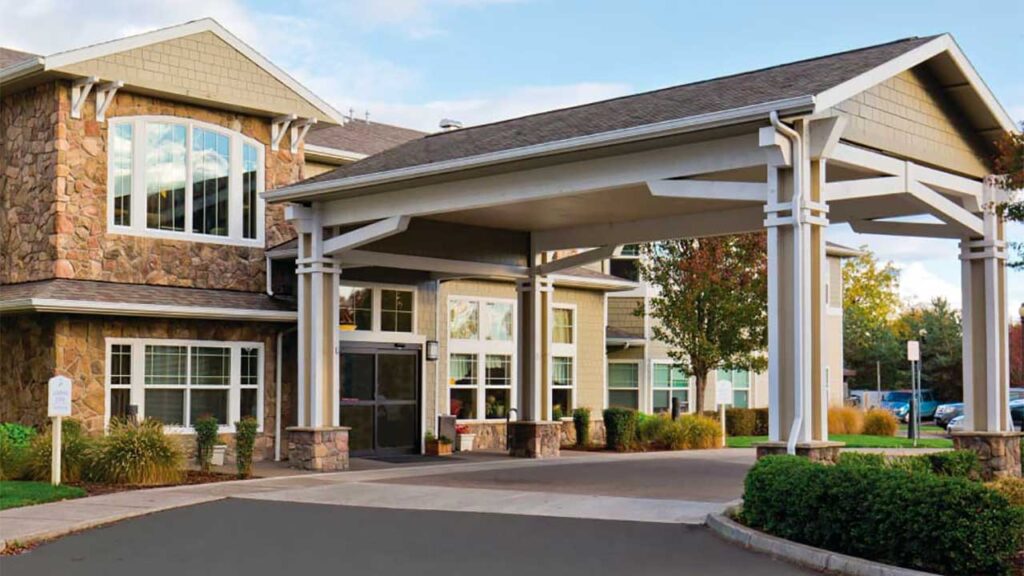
[0,481,87,510]
[726,434,953,449]
[898,424,946,434]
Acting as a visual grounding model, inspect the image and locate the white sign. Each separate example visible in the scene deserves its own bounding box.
[907,340,920,362]
[716,380,734,406]
[48,376,72,417]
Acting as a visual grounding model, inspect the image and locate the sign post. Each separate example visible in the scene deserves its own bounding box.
[47,375,72,486]
[906,341,920,446]
[716,379,733,448]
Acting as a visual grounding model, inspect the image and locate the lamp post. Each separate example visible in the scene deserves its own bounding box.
[1018,303,1023,386]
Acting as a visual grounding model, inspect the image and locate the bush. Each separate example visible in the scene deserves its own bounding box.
[235,417,258,478]
[743,455,1024,575]
[637,413,674,447]
[603,408,638,451]
[862,409,898,436]
[752,408,770,436]
[987,477,1024,507]
[926,451,981,480]
[572,408,590,448]
[0,423,36,480]
[194,416,219,472]
[90,418,183,485]
[27,419,94,483]
[679,414,722,449]
[838,450,981,479]
[827,407,864,435]
[725,408,757,436]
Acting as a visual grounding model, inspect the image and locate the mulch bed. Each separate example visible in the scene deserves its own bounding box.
[68,470,246,497]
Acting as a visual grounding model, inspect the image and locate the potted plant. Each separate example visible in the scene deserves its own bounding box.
[211,444,228,466]
[455,424,475,452]
[424,431,453,456]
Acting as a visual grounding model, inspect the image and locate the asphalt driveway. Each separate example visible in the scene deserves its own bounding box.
[0,498,815,576]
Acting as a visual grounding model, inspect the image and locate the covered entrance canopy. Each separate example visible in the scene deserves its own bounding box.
[267,35,1018,461]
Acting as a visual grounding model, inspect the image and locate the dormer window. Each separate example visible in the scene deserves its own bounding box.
[108,117,265,246]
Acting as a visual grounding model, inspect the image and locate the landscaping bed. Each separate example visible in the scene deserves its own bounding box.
[726,434,953,449]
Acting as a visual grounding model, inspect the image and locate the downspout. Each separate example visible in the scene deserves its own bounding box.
[770,111,804,456]
[275,325,298,461]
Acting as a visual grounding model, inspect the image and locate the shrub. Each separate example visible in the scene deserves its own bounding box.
[827,407,864,435]
[90,418,182,485]
[751,408,770,436]
[679,414,722,449]
[926,450,980,480]
[743,455,1024,575]
[235,417,258,478]
[987,477,1024,507]
[0,423,36,480]
[725,408,757,436]
[572,408,590,448]
[194,416,219,472]
[603,408,638,451]
[552,405,564,420]
[838,450,980,479]
[862,409,898,436]
[27,419,94,483]
[637,413,673,448]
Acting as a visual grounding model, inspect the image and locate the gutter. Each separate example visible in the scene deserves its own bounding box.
[304,144,367,164]
[0,57,46,85]
[0,298,297,322]
[264,95,816,203]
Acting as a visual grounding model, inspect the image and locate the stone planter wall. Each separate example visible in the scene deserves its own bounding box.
[559,418,607,448]
[952,432,1022,480]
[508,421,561,458]
[287,426,350,471]
[755,441,844,464]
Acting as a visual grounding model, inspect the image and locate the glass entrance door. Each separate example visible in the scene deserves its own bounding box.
[340,346,420,455]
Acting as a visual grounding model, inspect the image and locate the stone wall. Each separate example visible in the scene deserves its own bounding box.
[0,314,57,427]
[1,84,59,284]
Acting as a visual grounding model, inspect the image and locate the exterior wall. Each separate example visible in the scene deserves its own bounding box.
[826,256,845,407]
[608,296,643,334]
[552,287,605,415]
[1,84,59,284]
[0,314,57,427]
[55,31,330,122]
[304,160,339,178]
[834,67,988,178]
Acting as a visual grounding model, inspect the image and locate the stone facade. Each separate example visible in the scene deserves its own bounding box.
[952,432,1022,480]
[559,419,607,448]
[287,427,350,471]
[0,314,57,427]
[754,441,844,464]
[507,421,561,458]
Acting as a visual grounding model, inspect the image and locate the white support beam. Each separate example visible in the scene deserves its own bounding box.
[907,180,984,236]
[271,114,297,151]
[94,80,123,122]
[807,116,847,160]
[647,179,765,202]
[533,205,764,251]
[290,118,317,154]
[532,245,616,276]
[759,126,792,167]
[338,250,529,278]
[70,76,98,120]
[850,219,963,239]
[824,176,905,201]
[909,163,984,211]
[323,215,410,256]
[829,143,906,176]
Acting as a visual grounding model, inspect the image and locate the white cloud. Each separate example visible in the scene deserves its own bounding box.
[896,262,961,309]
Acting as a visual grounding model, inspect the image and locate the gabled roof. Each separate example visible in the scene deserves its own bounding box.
[0,47,39,69]
[268,34,1017,203]
[306,120,427,161]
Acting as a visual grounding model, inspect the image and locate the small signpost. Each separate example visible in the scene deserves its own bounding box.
[906,341,920,447]
[47,375,72,486]
[716,379,733,448]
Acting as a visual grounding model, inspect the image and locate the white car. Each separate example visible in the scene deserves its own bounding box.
[946,414,966,435]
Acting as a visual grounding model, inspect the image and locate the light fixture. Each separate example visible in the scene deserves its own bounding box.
[426,340,439,361]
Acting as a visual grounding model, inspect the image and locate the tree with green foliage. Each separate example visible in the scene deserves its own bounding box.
[638,234,768,412]
[993,122,1023,269]
[894,298,962,401]
[842,249,903,389]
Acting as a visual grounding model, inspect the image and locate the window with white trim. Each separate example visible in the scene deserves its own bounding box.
[652,363,689,413]
[717,368,751,408]
[105,339,264,432]
[107,117,265,245]
[551,305,576,419]
[448,297,515,420]
[608,362,639,409]
[339,284,416,334]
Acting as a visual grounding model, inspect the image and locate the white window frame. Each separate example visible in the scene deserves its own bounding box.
[550,303,576,420]
[338,282,418,338]
[650,360,693,414]
[447,295,517,422]
[104,337,264,434]
[106,116,265,247]
[718,368,752,409]
[607,359,641,410]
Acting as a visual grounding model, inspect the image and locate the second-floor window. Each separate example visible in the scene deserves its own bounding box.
[108,117,264,246]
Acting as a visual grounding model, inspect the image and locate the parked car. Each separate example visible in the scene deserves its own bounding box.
[881,389,939,422]
[933,402,963,428]
[1011,388,1024,402]
[1011,399,1023,431]
[946,414,966,435]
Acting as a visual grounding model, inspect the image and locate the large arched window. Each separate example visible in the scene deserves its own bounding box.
[107,117,265,246]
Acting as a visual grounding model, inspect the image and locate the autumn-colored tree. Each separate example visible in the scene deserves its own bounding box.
[1010,321,1023,388]
[993,123,1023,269]
[842,249,903,389]
[638,234,768,413]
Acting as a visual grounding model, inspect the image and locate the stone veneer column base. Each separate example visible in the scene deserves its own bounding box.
[754,441,845,463]
[286,426,351,471]
[508,421,561,458]
[952,431,1022,479]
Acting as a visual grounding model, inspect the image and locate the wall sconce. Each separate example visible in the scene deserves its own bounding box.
[426,340,439,361]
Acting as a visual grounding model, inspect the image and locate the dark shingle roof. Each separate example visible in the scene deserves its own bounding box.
[0,47,40,69]
[0,279,295,313]
[306,121,427,157]
[607,326,645,341]
[300,36,937,186]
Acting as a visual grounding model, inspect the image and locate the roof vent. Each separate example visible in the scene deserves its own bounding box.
[439,118,463,131]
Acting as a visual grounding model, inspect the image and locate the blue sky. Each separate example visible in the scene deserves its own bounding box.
[2,0,1021,315]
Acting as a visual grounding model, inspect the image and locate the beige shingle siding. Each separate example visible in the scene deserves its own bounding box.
[835,67,988,178]
[553,288,605,414]
[55,31,329,122]
[608,297,643,334]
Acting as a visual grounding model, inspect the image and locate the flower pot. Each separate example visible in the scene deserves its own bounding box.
[211,444,227,466]
[456,433,476,452]
[425,440,452,456]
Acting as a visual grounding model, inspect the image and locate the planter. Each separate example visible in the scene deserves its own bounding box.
[211,444,228,466]
[456,433,476,452]
[425,440,453,456]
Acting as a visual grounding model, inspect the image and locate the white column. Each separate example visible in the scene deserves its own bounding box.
[517,274,552,422]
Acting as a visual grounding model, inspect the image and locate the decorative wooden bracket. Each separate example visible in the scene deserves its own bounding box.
[290,118,317,154]
[271,114,297,151]
[95,81,124,122]
[71,76,98,120]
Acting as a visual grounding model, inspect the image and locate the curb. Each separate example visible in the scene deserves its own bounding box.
[705,511,938,576]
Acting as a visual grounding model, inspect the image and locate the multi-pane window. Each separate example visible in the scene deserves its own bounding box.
[109,340,262,431]
[717,368,751,408]
[653,364,689,413]
[339,286,373,331]
[191,128,230,236]
[338,285,414,333]
[608,362,639,409]
[380,289,414,332]
[109,117,263,244]
[448,297,515,420]
[551,357,573,419]
[551,306,575,419]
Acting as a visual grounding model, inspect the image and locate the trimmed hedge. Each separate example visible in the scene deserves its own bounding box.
[837,450,981,480]
[572,408,590,448]
[194,416,219,472]
[724,408,769,436]
[235,417,258,478]
[603,408,638,451]
[743,456,1024,575]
